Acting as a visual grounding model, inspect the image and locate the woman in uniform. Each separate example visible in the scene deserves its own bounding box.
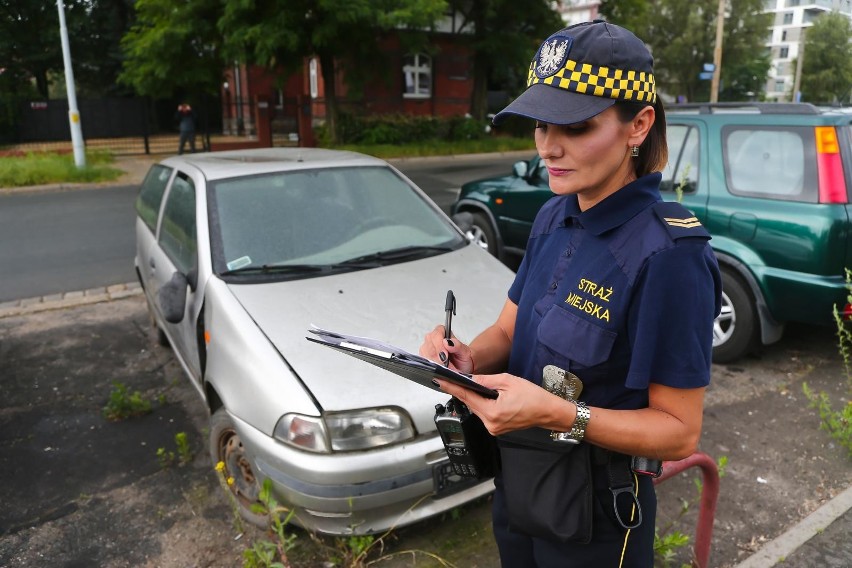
[421,20,721,568]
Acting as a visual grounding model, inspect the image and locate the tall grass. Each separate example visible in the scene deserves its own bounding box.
[0,151,123,188]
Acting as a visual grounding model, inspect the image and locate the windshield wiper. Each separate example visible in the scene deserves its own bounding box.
[339,245,454,265]
[220,264,329,277]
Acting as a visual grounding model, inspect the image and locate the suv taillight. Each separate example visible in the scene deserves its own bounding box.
[815,126,848,204]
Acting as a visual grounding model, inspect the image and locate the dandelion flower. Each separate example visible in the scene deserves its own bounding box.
[227,476,235,486]
[215,461,225,472]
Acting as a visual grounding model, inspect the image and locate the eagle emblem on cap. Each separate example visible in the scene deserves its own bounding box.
[536,38,571,78]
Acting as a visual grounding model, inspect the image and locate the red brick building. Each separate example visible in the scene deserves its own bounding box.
[218,28,474,146]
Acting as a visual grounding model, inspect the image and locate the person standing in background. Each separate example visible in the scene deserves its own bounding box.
[176,103,197,154]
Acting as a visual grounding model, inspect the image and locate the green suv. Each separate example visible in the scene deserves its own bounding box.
[452,103,852,363]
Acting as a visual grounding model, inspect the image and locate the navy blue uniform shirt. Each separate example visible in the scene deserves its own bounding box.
[508,173,721,411]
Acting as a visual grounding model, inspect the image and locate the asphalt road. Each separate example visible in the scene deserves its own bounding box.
[0,185,139,302]
[0,153,532,303]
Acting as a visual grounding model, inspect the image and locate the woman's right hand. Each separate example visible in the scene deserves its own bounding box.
[419,325,475,374]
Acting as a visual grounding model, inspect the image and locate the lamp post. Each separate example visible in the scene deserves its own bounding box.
[710,0,726,103]
[56,0,85,168]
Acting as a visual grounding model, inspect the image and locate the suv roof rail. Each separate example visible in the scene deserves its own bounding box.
[666,102,821,115]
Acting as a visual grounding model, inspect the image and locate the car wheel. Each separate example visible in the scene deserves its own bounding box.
[468,212,499,258]
[208,407,268,528]
[712,269,757,364]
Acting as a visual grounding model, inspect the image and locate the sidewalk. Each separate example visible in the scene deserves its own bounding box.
[734,485,852,567]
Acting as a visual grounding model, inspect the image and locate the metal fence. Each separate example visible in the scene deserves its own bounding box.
[5,95,302,156]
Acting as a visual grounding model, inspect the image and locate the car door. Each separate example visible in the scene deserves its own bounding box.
[135,164,174,297]
[498,156,554,250]
[662,120,708,219]
[148,170,203,382]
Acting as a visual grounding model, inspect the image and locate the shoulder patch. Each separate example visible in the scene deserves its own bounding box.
[652,202,710,240]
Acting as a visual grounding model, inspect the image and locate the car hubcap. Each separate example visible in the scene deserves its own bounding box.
[219,429,260,506]
[466,227,489,252]
[712,290,735,347]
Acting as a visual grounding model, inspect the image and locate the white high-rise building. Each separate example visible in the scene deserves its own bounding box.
[556,0,601,26]
[555,0,852,102]
[762,0,852,101]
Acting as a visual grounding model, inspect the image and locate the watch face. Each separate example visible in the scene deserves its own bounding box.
[542,365,583,400]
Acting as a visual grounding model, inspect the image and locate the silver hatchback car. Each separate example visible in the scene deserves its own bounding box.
[134,148,513,535]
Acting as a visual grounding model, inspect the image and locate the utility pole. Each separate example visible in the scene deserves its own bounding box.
[792,28,806,102]
[57,0,86,168]
[710,0,726,103]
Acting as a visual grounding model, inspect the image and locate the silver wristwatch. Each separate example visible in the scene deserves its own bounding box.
[551,401,590,444]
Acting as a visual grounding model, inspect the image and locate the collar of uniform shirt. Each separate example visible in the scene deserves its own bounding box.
[560,172,662,236]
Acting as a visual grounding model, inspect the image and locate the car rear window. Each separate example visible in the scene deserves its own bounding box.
[722,125,818,203]
[136,165,172,232]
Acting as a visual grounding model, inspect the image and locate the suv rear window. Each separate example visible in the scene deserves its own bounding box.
[722,125,818,203]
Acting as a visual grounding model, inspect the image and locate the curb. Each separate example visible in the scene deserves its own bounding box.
[0,282,143,319]
[733,483,852,568]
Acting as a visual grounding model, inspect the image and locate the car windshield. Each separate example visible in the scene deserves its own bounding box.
[208,165,465,279]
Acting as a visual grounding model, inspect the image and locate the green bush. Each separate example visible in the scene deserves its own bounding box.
[327,112,492,145]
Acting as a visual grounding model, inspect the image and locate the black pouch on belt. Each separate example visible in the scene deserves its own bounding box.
[496,428,594,544]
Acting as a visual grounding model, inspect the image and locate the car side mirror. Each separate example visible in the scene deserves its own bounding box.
[158,271,188,324]
[451,211,474,234]
[512,161,529,178]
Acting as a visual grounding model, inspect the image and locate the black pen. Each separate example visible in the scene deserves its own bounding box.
[444,290,456,366]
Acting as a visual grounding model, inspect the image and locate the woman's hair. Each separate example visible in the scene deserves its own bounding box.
[614,98,668,178]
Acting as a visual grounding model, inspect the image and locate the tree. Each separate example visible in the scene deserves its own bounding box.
[217,0,448,143]
[800,11,852,104]
[600,0,771,102]
[0,0,64,98]
[119,0,225,99]
[446,0,562,120]
[0,0,135,99]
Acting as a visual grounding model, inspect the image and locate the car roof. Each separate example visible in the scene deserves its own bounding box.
[665,102,852,125]
[159,148,389,180]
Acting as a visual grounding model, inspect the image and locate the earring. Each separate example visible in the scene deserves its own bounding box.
[630,145,640,158]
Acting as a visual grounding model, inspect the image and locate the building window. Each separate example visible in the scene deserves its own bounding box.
[403,54,431,98]
[782,30,788,41]
[775,79,786,92]
[783,12,794,24]
[780,46,789,58]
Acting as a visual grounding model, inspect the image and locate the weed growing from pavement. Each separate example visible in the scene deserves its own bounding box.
[804,268,852,457]
[157,432,192,468]
[653,455,729,567]
[210,465,458,567]
[102,381,152,421]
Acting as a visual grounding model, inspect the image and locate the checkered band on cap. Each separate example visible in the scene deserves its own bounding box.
[526,58,656,104]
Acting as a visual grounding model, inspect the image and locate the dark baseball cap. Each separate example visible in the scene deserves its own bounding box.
[493,20,656,126]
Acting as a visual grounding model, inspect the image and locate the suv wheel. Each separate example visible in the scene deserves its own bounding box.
[468,212,499,258]
[209,407,267,528]
[712,270,757,363]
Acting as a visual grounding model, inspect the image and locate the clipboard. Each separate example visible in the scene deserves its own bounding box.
[306,326,499,400]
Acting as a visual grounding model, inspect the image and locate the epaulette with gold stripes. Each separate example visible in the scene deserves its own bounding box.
[652,202,711,240]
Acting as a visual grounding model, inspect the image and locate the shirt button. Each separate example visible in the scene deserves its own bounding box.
[565,249,572,257]
[550,282,558,290]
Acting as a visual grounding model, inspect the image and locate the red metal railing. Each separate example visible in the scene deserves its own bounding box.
[654,452,720,568]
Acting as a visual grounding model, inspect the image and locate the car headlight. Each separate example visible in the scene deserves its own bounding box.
[274,407,415,453]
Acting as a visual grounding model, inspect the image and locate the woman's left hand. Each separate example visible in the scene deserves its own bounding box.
[435,373,568,436]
